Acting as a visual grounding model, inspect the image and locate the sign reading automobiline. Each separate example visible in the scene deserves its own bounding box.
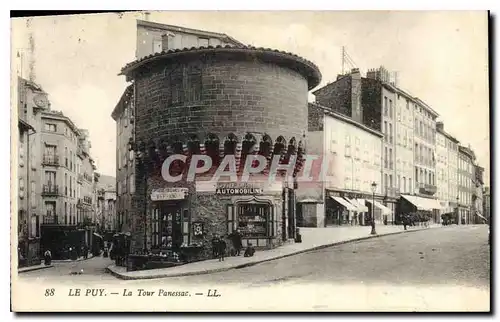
[215,187,263,195]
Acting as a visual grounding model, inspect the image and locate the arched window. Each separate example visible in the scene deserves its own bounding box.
[240,133,257,173]
[205,133,220,173]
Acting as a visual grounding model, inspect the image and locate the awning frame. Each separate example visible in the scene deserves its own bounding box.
[330,196,357,211]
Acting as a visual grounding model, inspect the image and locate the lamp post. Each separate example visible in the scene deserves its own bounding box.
[370,182,377,235]
[456,195,460,225]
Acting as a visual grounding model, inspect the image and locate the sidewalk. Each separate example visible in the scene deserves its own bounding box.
[52,254,95,263]
[107,224,439,280]
[18,263,54,274]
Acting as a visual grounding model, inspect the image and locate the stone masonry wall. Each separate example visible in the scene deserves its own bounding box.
[129,57,311,253]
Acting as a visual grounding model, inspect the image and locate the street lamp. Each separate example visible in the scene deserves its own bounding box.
[370,182,377,235]
[456,195,460,225]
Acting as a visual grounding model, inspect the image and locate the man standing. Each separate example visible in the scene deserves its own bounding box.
[231,229,243,256]
[211,234,220,259]
[218,237,227,262]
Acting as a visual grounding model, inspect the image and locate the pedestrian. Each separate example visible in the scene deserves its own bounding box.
[43,249,52,265]
[218,237,227,262]
[211,234,220,259]
[231,229,243,256]
[403,214,408,231]
[244,243,255,257]
[83,244,89,259]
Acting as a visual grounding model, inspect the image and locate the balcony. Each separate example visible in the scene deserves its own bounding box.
[42,155,60,167]
[42,185,60,196]
[43,214,59,225]
[419,183,437,196]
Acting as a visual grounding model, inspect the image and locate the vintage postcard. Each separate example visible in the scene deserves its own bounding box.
[10,11,490,312]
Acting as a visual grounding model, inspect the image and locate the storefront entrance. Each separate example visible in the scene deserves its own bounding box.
[151,201,186,251]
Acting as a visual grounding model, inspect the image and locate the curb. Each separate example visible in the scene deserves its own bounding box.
[52,254,96,263]
[107,226,434,280]
[18,264,54,274]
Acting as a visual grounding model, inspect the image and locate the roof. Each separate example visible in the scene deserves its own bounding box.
[309,102,384,138]
[41,110,80,135]
[119,45,322,90]
[458,145,476,160]
[136,19,246,48]
[413,97,440,118]
[436,127,460,144]
[111,84,134,120]
[18,77,46,94]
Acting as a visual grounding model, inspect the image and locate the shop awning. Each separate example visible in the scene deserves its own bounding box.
[93,232,103,239]
[345,198,369,212]
[476,212,488,221]
[366,199,392,215]
[401,195,442,211]
[330,196,357,211]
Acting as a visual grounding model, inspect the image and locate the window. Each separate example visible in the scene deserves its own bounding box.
[384,147,388,168]
[129,175,135,194]
[389,124,393,143]
[198,37,209,47]
[153,39,162,53]
[345,135,351,157]
[389,175,393,188]
[30,181,36,208]
[384,97,388,116]
[65,147,68,167]
[384,121,388,138]
[65,173,68,196]
[384,174,388,191]
[45,171,56,186]
[389,148,393,169]
[64,202,68,224]
[403,177,406,193]
[389,100,393,118]
[170,71,184,105]
[415,167,419,183]
[186,65,202,103]
[409,178,412,192]
[45,123,57,132]
[397,175,401,190]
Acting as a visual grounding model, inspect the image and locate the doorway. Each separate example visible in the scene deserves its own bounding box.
[158,202,183,251]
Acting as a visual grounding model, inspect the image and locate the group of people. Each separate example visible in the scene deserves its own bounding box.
[211,229,255,262]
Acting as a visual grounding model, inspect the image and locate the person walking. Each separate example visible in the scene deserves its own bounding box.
[403,213,408,231]
[218,237,227,262]
[211,234,220,259]
[43,249,52,265]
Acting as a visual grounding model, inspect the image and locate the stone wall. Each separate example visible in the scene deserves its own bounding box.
[314,76,352,116]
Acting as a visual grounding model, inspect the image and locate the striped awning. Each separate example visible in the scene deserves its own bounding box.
[345,198,369,212]
[330,196,357,211]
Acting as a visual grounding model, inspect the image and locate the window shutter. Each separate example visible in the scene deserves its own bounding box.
[227,205,234,234]
[182,209,189,245]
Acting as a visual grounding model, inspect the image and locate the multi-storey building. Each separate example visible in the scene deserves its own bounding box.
[458,145,476,224]
[112,20,246,235]
[96,175,117,231]
[473,165,485,223]
[436,122,460,217]
[17,77,42,267]
[394,89,415,199]
[303,102,385,227]
[483,186,491,223]
[313,67,443,223]
[135,19,245,60]
[76,129,97,225]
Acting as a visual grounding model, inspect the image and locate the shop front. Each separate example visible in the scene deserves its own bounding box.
[397,195,442,224]
[325,191,378,226]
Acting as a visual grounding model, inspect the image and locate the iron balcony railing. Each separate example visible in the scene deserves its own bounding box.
[42,184,59,196]
[42,155,60,166]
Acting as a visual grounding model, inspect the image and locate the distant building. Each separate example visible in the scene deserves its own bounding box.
[303,102,385,227]
[96,174,117,231]
[473,165,485,223]
[436,122,460,218]
[483,186,491,223]
[135,19,245,60]
[312,67,442,224]
[458,145,476,224]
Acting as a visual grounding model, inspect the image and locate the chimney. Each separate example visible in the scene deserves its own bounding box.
[350,68,362,122]
[436,122,444,131]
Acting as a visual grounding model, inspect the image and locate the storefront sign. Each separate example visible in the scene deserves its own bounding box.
[151,188,188,201]
[215,183,263,195]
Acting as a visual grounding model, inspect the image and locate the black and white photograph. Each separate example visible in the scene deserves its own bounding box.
[9,10,490,312]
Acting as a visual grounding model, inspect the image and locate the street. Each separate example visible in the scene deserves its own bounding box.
[18,225,490,311]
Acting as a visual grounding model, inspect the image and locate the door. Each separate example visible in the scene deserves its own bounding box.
[160,203,183,250]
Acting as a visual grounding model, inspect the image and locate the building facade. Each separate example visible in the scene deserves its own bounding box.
[112,20,246,236]
[483,186,491,223]
[394,89,415,201]
[458,145,476,224]
[118,45,321,258]
[436,122,460,218]
[17,78,41,267]
[473,165,485,223]
[135,19,244,61]
[303,102,385,228]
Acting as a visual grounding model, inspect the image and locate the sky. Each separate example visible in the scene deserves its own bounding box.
[11,11,490,184]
